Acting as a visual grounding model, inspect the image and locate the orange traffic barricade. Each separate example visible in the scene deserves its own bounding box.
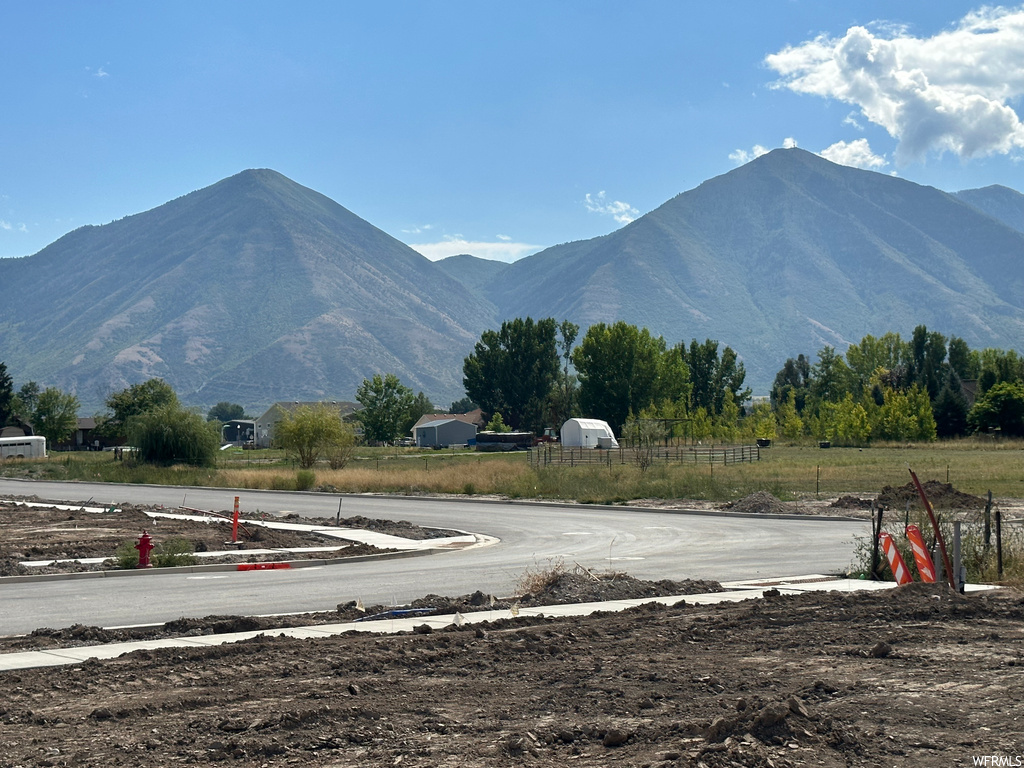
[905,524,937,583]
[879,531,913,586]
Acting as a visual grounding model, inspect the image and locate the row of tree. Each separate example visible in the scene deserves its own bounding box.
[4,320,1023,457]
[0,363,81,446]
[771,326,1024,440]
[462,318,750,436]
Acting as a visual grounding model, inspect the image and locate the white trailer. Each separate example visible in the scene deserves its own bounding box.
[0,436,47,459]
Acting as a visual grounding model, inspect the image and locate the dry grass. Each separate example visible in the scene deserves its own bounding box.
[218,459,533,495]
[516,558,569,597]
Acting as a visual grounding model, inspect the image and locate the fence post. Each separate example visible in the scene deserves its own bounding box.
[984,490,992,548]
[870,506,883,580]
[996,506,1003,579]
[953,520,964,593]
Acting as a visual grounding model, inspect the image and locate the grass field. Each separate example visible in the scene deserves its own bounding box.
[4,438,1022,503]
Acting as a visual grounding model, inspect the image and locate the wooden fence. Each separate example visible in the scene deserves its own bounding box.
[528,444,761,468]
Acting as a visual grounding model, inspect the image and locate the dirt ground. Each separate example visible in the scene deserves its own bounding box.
[0,497,460,576]
[2,491,1024,766]
[0,584,1021,767]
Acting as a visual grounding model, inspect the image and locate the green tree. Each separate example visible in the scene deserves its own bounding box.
[968,381,1024,436]
[545,369,579,430]
[932,372,969,438]
[127,403,220,466]
[573,322,665,434]
[463,317,559,433]
[743,401,777,440]
[846,332,909,392]
[832,394,871,446]
[685,339,719,414]
[684,339,749,416]
[947,336,978,381]
[778,390,804,440]
[909,325,948,400]
[356,373,416,444]
[552,319,580,427]
[449,397,477,414]
[714,390,741,442]
[485,411,512,432]
[978,348,1024,389]
[874,385,936,442]
[32,388,80,446]
[11,381,40,422]
[771,354,811,411]
[99,379,179,441]
[207,402,246,423]
[808,346,853,406]
[325,421,358,470]
[0,363,13,427]
[402,392,435,436]
[275,403,350,469]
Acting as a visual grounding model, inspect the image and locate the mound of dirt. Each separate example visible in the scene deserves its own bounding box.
[520,571,723,605]
[721,491,792,515]
[408,573,724,616]
[875,480,985,512]
[830,495,876,510]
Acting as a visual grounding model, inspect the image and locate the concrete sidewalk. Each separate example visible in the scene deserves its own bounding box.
[0,576,995,672]
[10,501,494,573]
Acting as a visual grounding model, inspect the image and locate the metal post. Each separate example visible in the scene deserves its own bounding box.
[996,507,1003,579]
[953,521,964,593]
[870,506,883,580]
[984,491,992,548]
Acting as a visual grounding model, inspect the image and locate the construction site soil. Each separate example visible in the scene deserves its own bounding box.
[0,498,464,577]
[1,491,1023,766]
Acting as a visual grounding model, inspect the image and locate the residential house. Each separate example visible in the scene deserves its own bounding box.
[255,401,361,448]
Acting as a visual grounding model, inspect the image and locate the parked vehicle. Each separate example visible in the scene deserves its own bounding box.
[0,436,47,459]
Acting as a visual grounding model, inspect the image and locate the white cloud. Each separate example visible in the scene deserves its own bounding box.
[843,111,864,130]
[729,144,770,164]
[0,221,10,231]
[765,7,1024,163]
[401,224,433,235]
[819,138,888,170]
[409,237,544,263]
[584,191,639,225]
[782,137,799,149]
[496,234,512,241]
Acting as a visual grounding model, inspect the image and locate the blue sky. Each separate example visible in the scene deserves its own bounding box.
[2,1,1023,262]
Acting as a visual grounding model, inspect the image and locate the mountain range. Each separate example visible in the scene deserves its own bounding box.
[1,148,1022,413]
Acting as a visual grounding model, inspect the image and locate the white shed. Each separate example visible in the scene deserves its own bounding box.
[560,418,619,449]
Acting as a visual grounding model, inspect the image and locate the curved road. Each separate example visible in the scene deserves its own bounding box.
[0,479,869,634]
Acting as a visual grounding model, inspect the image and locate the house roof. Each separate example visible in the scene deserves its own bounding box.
[412,409,484,429]
[413,418,477,432]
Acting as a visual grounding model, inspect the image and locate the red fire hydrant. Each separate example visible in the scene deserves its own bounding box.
[135,531,155,568]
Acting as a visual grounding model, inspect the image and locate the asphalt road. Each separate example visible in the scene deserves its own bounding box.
[0,479,869,634]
